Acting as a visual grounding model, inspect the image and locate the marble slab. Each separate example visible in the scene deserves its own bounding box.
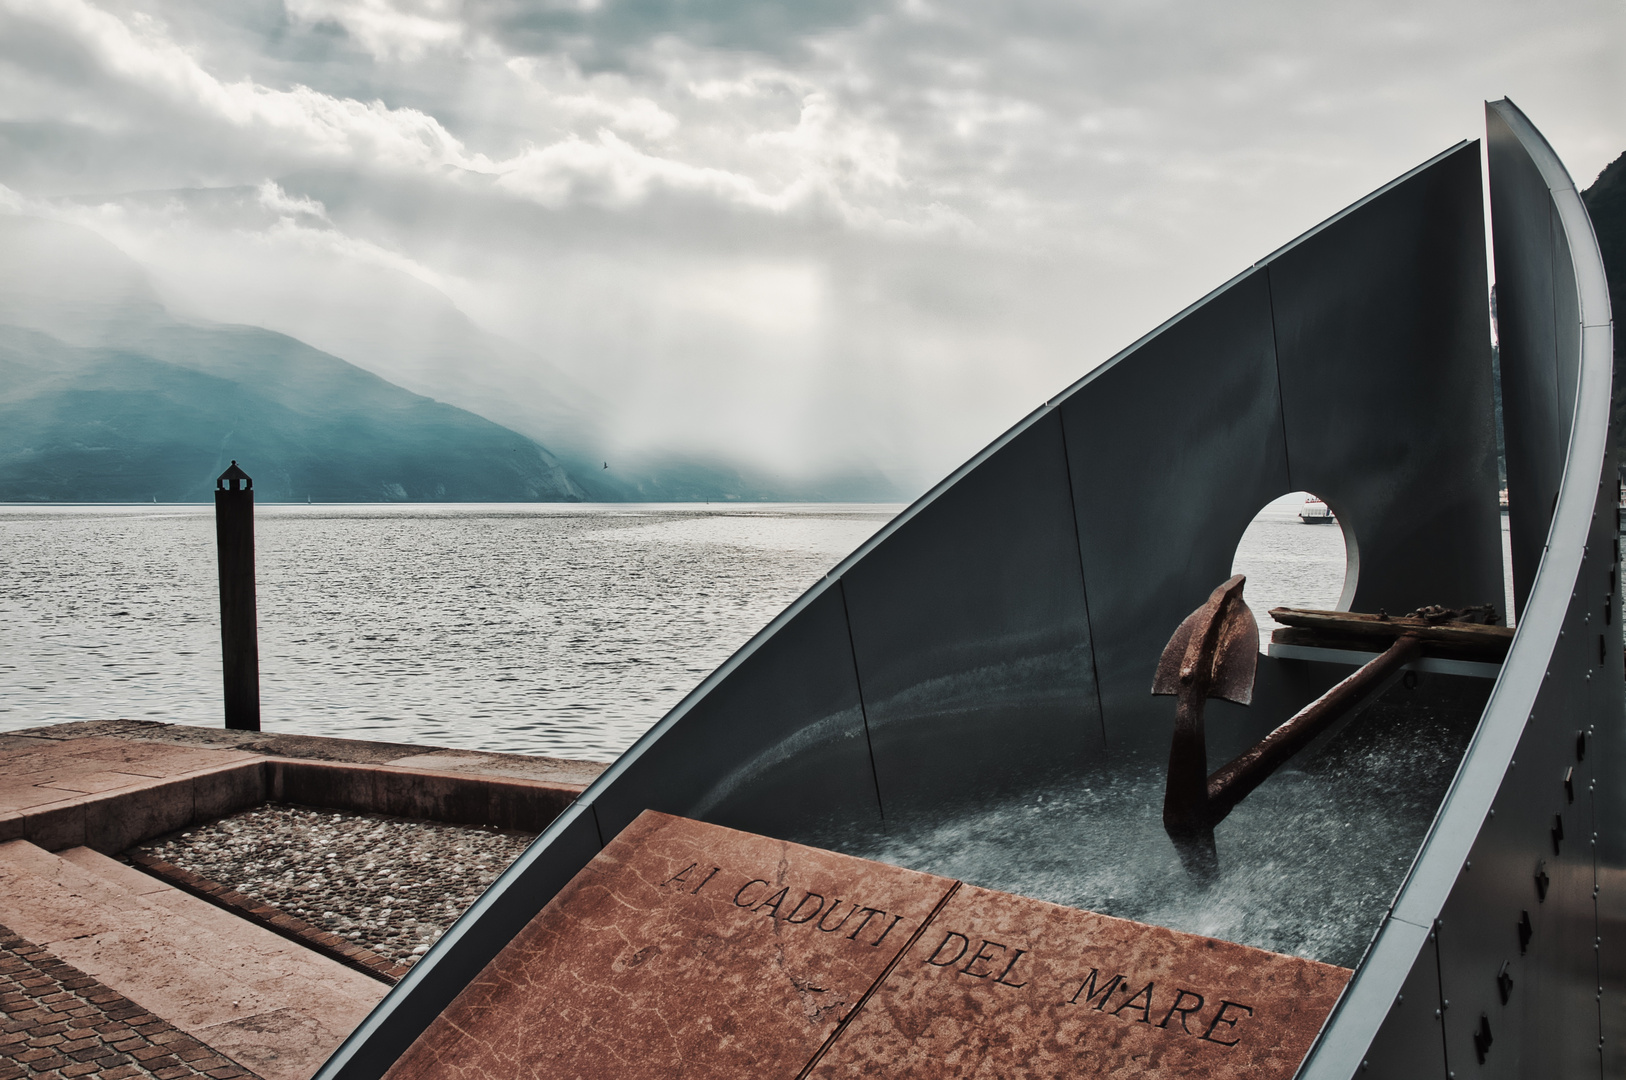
[808,881,1351,1079]
[384,810,957,1080]
[385,812,1350,1079]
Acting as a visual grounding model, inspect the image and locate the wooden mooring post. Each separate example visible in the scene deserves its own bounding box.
[214,461,260,731]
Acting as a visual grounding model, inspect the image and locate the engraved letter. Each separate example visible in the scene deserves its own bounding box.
[1157,989,1205,1033]
[662,863,697,888]
[925,932,971,967]
[785,892,825,924]
[993,949,1029,988]
[817,901,855,932]
[961,940,1007,979]
[1112,982,1154,1023]
[733,879,769,908]
[1068,969,1125,1009]
[755,887,790,918]
[1199,1001,1254,1047]
[690,867,720,895]
[845,907,884,940]
[871,913,905,948]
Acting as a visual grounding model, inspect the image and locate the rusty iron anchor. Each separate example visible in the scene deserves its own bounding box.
[1153,574,1421,881]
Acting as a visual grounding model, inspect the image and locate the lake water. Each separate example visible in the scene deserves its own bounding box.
[0,492,1507,762]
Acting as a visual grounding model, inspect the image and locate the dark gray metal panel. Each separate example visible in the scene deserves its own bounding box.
[1435,663,1596,1079]
[1300,98,1616,1080]
[318,103,1614,1080]
[1488,106,1562,619]
[590,583,882,840]
[1268,140,1504,619]
[1357,923,1448,1079]
[1057,268,1304,753]
[315,803,604,1080]
[841,411,1100,809]
[1552,208,1582,454]
[1598,445,1626,1078]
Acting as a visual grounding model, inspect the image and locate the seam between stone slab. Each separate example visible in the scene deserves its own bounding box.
[265,759,587,833]
[794,879,964,1080]
[3,761,269,854]
[1,756,585,854]
[123,853,410,986]
[3,721,608,789]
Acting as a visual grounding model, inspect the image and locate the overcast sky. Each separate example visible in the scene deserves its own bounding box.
[1,0,1621,488]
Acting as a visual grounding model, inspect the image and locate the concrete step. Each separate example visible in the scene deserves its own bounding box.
[0,839,387,1080]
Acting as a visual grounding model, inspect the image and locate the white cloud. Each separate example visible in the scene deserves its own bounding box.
[284,0,466,62]
[0,0,1621,487]
[256,181,329,221]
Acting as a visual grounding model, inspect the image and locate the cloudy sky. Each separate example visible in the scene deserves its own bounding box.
[1,0,1621,490]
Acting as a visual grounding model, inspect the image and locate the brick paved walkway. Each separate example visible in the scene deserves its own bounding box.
[0,923,257,1080]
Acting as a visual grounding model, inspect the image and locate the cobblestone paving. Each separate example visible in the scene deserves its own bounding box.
[0,923,257,1080]
[136,805,535,967]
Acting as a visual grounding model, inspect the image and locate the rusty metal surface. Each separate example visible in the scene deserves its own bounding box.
[1152,574,1259,706]
[1204,633,1419,823]
[1156,578,1422,875]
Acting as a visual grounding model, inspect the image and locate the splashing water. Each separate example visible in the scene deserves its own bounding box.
[793,677,1488,969]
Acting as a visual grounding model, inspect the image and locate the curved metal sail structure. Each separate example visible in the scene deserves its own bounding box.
[319,100,1617,1079]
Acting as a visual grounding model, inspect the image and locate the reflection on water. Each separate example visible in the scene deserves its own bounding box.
[794,676,1488,968]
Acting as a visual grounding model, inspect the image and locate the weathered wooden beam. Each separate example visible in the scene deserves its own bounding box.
[1268,606,1511,660]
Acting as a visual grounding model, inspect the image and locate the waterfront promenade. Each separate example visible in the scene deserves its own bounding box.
[0,721,605,1079]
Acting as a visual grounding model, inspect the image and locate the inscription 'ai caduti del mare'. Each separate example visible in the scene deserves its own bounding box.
[387,812,1351,1080]
[659,861,909,948]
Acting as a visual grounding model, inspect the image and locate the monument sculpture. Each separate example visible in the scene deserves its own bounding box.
[315,100,1619,1079]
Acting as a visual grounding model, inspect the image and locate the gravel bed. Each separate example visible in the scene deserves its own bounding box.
[135,804,535,967]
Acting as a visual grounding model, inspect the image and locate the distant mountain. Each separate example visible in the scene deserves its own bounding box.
[0,212,910,503]
[0,214,586,502]
[0,321,586,502]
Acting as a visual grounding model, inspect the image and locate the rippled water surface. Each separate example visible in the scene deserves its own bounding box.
[0,503,895,759]
[0,492,1512,763]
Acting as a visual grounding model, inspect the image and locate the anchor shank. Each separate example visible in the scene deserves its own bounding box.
[1204,633,1421,824]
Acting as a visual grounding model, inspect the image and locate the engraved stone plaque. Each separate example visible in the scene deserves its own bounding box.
[808,882,1351,1078]
[384,810,956,1080]
[386,812,1351,1079]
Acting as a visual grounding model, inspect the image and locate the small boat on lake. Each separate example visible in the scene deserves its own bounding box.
[1298,495,1335,524]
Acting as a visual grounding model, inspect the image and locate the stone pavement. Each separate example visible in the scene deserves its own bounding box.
[0,920,257,1080]
[0,842,384,1080]
[0,720,606,1079]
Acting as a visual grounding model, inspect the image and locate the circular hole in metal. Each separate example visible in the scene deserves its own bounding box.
[1230,491,1354,653]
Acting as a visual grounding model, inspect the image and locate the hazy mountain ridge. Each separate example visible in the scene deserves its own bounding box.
[0,320,587,502]
[0,212,909,502]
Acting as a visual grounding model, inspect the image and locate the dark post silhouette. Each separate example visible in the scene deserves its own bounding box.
[214,461,260,731]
